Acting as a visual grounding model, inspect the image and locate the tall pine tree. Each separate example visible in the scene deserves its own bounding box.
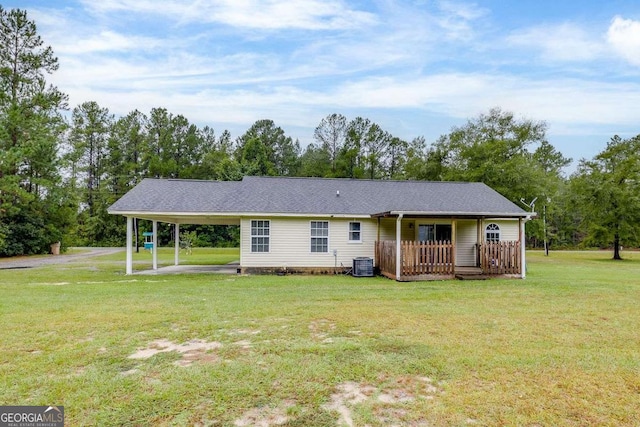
[0,7,69,255]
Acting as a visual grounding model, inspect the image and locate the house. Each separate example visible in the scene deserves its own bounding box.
[107,176,533,280]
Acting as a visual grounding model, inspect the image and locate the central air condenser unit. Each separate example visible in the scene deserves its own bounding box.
[352,257,374,277]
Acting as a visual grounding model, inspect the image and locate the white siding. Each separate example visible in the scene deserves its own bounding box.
[241,217,376,268]
[482,219,519,241]
[456,220,478,267]
[379,218,416,241]
[238,216,521,269]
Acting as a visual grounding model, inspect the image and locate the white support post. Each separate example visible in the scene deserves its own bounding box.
[152,220,158,270]
[126,216,133,275]
[477,218,482,268]
[520,217,526,279]
[174,223,180,266]
[395,214,403,280]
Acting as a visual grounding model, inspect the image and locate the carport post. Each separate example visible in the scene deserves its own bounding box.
[126,216,133,275]
[152,220,158,270]
[174,223,180,266]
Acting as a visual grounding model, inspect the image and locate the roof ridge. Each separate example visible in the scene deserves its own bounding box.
[242,176,482,184]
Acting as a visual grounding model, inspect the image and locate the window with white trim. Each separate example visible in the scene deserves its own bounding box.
[485,223,500,242]
[310,221,329,253]
[251,220,270,252]
[348,222,361,242]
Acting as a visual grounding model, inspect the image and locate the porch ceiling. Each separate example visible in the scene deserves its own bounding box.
[119,213,240,225]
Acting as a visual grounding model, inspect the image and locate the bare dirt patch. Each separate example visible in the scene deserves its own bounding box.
[230,328,261,336]
[378,375,441,403]
[323,376,443,426]
[309,319,336,342]
[322,381,377,426]
[233,339,252,350]
[128,339,223,367]
[233,399,296,427]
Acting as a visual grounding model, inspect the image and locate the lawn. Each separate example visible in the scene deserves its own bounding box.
[0,250,639,426]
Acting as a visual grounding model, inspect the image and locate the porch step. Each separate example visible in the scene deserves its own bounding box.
[455,273,490,280]
[454,267,488,280]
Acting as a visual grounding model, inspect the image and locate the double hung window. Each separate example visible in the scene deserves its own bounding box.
[310,221,329,253]
[348,222,361,243]
[251,220,270,252]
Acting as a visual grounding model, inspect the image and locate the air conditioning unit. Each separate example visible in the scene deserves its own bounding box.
[352,257,374,277]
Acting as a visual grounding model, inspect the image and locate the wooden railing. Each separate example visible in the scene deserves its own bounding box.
[479,241,521,275]
[375,241,397,278]
[375,241,454,279]
[401,240,453,276]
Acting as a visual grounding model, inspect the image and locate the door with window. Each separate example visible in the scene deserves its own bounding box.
[418,224,451,242]
[417,223,452,265]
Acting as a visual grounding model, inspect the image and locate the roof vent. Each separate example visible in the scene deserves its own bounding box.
[336,190,340,197]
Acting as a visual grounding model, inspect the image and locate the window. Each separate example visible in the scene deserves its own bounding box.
[485,223,500,242]
[349,222,361,242]
[418,224,435,242]
[310,221,329,253]
[418,224,452,242]
[251,220,270,252]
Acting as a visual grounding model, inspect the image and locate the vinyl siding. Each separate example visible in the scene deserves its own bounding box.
[456,220,478,267]
[482,219,520,241]
[379,218,416,241]
[241,217,376,268]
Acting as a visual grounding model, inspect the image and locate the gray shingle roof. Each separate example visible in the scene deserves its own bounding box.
[108,176,528,217]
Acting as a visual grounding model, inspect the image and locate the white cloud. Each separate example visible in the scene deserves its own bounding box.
[435,0,488,42]
[57,31,163,54]
[18,0,640,163]
[57,69,640,131]
[607,16,640,66]
[78,0,377,30]
[506,23,605,62]
[316,73,640,130]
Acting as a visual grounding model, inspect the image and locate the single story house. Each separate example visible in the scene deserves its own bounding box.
[108,176,534,280]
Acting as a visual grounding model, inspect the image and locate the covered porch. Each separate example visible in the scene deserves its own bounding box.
[375,240,522,281]
[373,212,527,281]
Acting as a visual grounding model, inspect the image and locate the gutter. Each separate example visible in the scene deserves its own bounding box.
[107,210,372,219]
[374,210,535,219]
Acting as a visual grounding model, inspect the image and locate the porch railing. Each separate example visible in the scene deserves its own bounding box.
[375,241,397,278]
[478,241,521,275]
[375,240,454,279]
[376,240,522,279]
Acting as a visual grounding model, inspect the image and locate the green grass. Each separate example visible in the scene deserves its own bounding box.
[1,250,639,426]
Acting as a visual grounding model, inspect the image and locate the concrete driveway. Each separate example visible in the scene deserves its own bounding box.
[134,264,240,275]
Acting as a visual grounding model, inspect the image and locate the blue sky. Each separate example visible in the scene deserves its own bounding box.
[7,0,640,169]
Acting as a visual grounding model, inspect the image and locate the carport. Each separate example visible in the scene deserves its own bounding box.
[122,214,240,275]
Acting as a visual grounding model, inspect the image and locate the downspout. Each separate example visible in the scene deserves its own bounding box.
[395,214,403,280]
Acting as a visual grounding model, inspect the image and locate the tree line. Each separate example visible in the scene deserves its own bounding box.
[1,7,639,258]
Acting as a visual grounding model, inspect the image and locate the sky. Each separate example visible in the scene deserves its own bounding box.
[7,0,640,170]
